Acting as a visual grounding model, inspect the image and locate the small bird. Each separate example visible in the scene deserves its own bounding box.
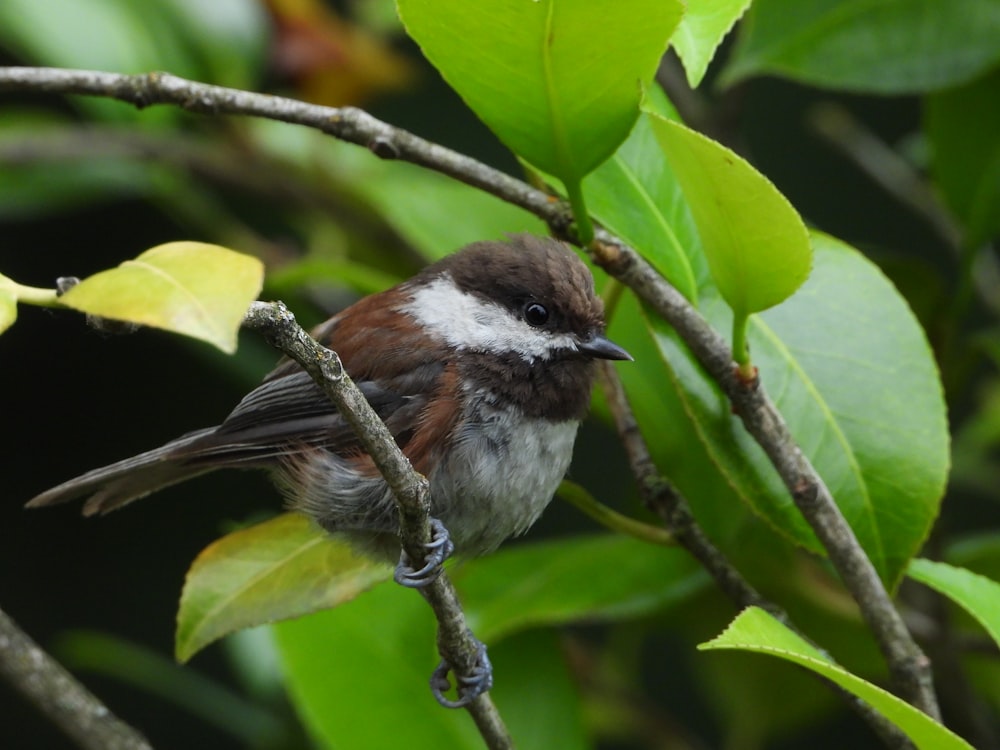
[28,235,631,571]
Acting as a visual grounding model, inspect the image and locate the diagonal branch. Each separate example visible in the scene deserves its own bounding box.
[596,362,915,750]
[241,302,512,750]
[0,66,937,719]
[0,605,154,750]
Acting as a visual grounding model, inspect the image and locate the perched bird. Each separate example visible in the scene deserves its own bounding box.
[28,234,630,572]
[28,233,631,706]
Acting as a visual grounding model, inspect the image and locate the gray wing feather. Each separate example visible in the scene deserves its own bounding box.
[27,362,438,515]
[26,428,217,515]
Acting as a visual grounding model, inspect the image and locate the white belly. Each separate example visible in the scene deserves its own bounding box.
[430,406,580,556]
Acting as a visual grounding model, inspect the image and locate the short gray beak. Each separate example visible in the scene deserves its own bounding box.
[577,333,633,361]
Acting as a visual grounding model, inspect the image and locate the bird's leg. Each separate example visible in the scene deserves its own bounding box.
[393,517,454,588]
[393,518,492,708]
[429,636,493,708]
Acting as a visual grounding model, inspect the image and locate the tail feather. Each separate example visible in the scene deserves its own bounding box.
[26,428,219,516]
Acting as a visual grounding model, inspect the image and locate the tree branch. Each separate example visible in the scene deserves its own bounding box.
[241,302,513,750]
[0,605,153,750]
[0,66,938,719]
[596,362,915,750]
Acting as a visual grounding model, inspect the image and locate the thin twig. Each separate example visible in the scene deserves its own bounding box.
[0,125,414,268]
[0,66,938,719]
[595,362,774,614]
[588,239,940,719]
[0,605,154,750]
[241,302,513,750]
[806,102,962,252]
[596,362,915,749]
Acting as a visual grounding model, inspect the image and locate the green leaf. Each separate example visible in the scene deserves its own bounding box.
[397,0,683,240]
[697,633,839,746]
[176,514,390,662]
[274,582,483,749]
[155,0,268,89]
[944,532,1000,584]
[608,292,753,544]
[0,0,266,113]
[397,0,682,181]
[488,630,588,750]
[265,258,403,299]
[274,590,589,750]
[352,160,548,261]
[646,112,812,320]
[908,558,1000,649]
[672,0,754,88]
[245,119,547,263]
[584,85,706,302]
[648,233,948,587]
[0,0,181,122]
[59,241,264,354]
[455,534,706,643]
[56,631,289,746]
[700,607,974,749]
[721,0,1000,94]
[0,112,163,219]
[925,68,1000,247]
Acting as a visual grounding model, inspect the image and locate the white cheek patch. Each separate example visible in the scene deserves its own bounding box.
[401,275,578,361]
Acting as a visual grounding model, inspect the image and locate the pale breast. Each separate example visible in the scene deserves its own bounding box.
[429,400,580,556]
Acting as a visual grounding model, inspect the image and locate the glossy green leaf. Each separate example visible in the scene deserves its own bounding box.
[926,68,1000,247]
[647,113,812,320]
[352,160,548,261]
[454,534,706,643]
[584,86,706,302]
[721,0,1000,94]
[176,514,390,662]
[274,590,589,750]
[700,607,974,749]
[583,87,753,542]
[487,630,588,750]
[648,233,948,587]
[908,558,1000,648]
[397,0,682,180]
[273,581,481,749]
[609,293,753,544]
[397,0,683,239]
[672,0,754,88]
[247,120,548,262]
[697,631,838,746]
[60,241,264,354]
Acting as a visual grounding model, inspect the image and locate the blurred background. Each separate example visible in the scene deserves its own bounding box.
[1,1,998,748]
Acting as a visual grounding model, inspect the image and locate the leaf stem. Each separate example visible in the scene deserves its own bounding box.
[563,177,594,246]
[600,278,625,323]
[731,311,754,377]
[557,480,674,547]
[2,280,62,308]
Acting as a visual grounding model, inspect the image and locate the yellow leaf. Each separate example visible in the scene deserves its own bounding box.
[60,242,264,353]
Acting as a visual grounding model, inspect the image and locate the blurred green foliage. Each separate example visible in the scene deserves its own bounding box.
[3,1,1000,749]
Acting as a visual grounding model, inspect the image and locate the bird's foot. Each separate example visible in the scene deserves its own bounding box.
[393,517,454,589]
[430,637,493,708]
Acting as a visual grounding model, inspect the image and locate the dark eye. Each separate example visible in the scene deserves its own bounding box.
[523,301,549,327]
